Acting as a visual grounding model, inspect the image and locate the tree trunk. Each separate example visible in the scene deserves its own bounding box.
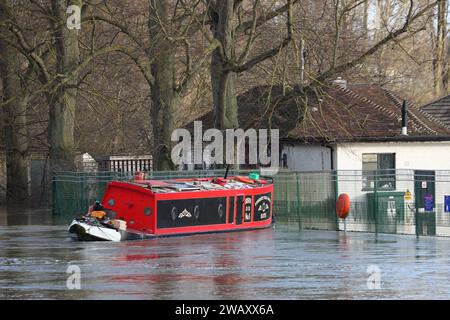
[0,1,30,202]
[434,0,447,97]
[211,62,239,130]
[48,0,80,172]
[210,0,239,131]
[149,0,177,171]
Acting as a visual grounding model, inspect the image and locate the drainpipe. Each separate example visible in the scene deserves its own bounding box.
[325,145,339,230]
[401,100,408,136]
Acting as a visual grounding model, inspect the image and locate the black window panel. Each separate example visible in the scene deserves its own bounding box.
[236,196,243,225]
[228,197,235,224]
[362,153,396,191]
[157,197,227,229]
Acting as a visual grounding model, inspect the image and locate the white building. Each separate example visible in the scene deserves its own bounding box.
[278,83,450,236]
[186,81,450,235]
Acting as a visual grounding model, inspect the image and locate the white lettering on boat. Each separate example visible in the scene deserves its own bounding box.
[255,196,271,206]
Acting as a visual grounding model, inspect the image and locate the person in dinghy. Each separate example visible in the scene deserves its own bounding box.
[68,201,127,242]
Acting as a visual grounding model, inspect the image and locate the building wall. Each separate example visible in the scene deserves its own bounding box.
[335,141,450,235]
[336,141,450,171]
[281,145,332,171]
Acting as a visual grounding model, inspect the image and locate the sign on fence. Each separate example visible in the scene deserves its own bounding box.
[404,190,413,201]
[445,196,450,213]
[424,194,434,212]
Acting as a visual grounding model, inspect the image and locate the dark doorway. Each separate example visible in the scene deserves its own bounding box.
[414,170,436,236]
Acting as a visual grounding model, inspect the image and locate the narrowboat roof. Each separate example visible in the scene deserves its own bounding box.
[115,176,272,194]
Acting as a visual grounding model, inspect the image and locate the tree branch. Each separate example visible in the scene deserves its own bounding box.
[227,0,293,73]
[314,0,437,83]
[235,0,299,34]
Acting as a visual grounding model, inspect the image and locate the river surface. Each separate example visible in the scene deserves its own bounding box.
[1,206,450,299]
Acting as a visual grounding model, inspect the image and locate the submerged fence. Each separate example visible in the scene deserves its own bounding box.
[53,169,450,237]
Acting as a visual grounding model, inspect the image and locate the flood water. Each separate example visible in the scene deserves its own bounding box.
[1,206,450,299]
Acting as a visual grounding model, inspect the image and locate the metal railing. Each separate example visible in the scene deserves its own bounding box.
[52,169,450,237]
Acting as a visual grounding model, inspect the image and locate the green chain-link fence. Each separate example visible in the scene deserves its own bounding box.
[52,169,450,237]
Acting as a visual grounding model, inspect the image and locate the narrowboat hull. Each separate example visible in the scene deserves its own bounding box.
[68,176,274,241]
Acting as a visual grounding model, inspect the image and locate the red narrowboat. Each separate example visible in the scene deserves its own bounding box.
[68,175,274,241]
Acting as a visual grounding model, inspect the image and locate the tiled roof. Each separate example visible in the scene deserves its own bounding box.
[422,95,450,127]
[186,84,450,143]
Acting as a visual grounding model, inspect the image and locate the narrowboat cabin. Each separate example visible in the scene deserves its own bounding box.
[68,175,274,241]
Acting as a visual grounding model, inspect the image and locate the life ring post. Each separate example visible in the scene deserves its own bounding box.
[336,193,351,232]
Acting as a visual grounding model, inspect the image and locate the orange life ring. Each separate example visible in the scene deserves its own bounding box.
[234,176,254,184]
[336,193,350,219]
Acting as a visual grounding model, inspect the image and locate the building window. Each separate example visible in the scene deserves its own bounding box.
[362,153,396,191]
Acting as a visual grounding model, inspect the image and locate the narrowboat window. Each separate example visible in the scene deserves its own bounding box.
[107,199,115,206]
[144,207,152,216]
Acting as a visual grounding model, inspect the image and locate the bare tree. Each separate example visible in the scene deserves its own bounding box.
[313,0,438,83]
[8,0,122,173]
[208,0,294,130]
[47,0,81,172]
[0,0,29,202]
[148,0,178,171]
[84,0,217,170]
[433,0,447,96]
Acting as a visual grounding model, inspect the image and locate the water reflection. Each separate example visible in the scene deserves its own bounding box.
[0,205,53,226]
[1,206,450,299]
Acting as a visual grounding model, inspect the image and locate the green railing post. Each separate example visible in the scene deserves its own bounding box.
[334,170,339,231]
[374,171,378,236]
[296,172,302,231]
[285,174,290,227]
[52,173,57,215]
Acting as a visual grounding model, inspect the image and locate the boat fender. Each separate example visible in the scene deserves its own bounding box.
[336,193,350,219]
